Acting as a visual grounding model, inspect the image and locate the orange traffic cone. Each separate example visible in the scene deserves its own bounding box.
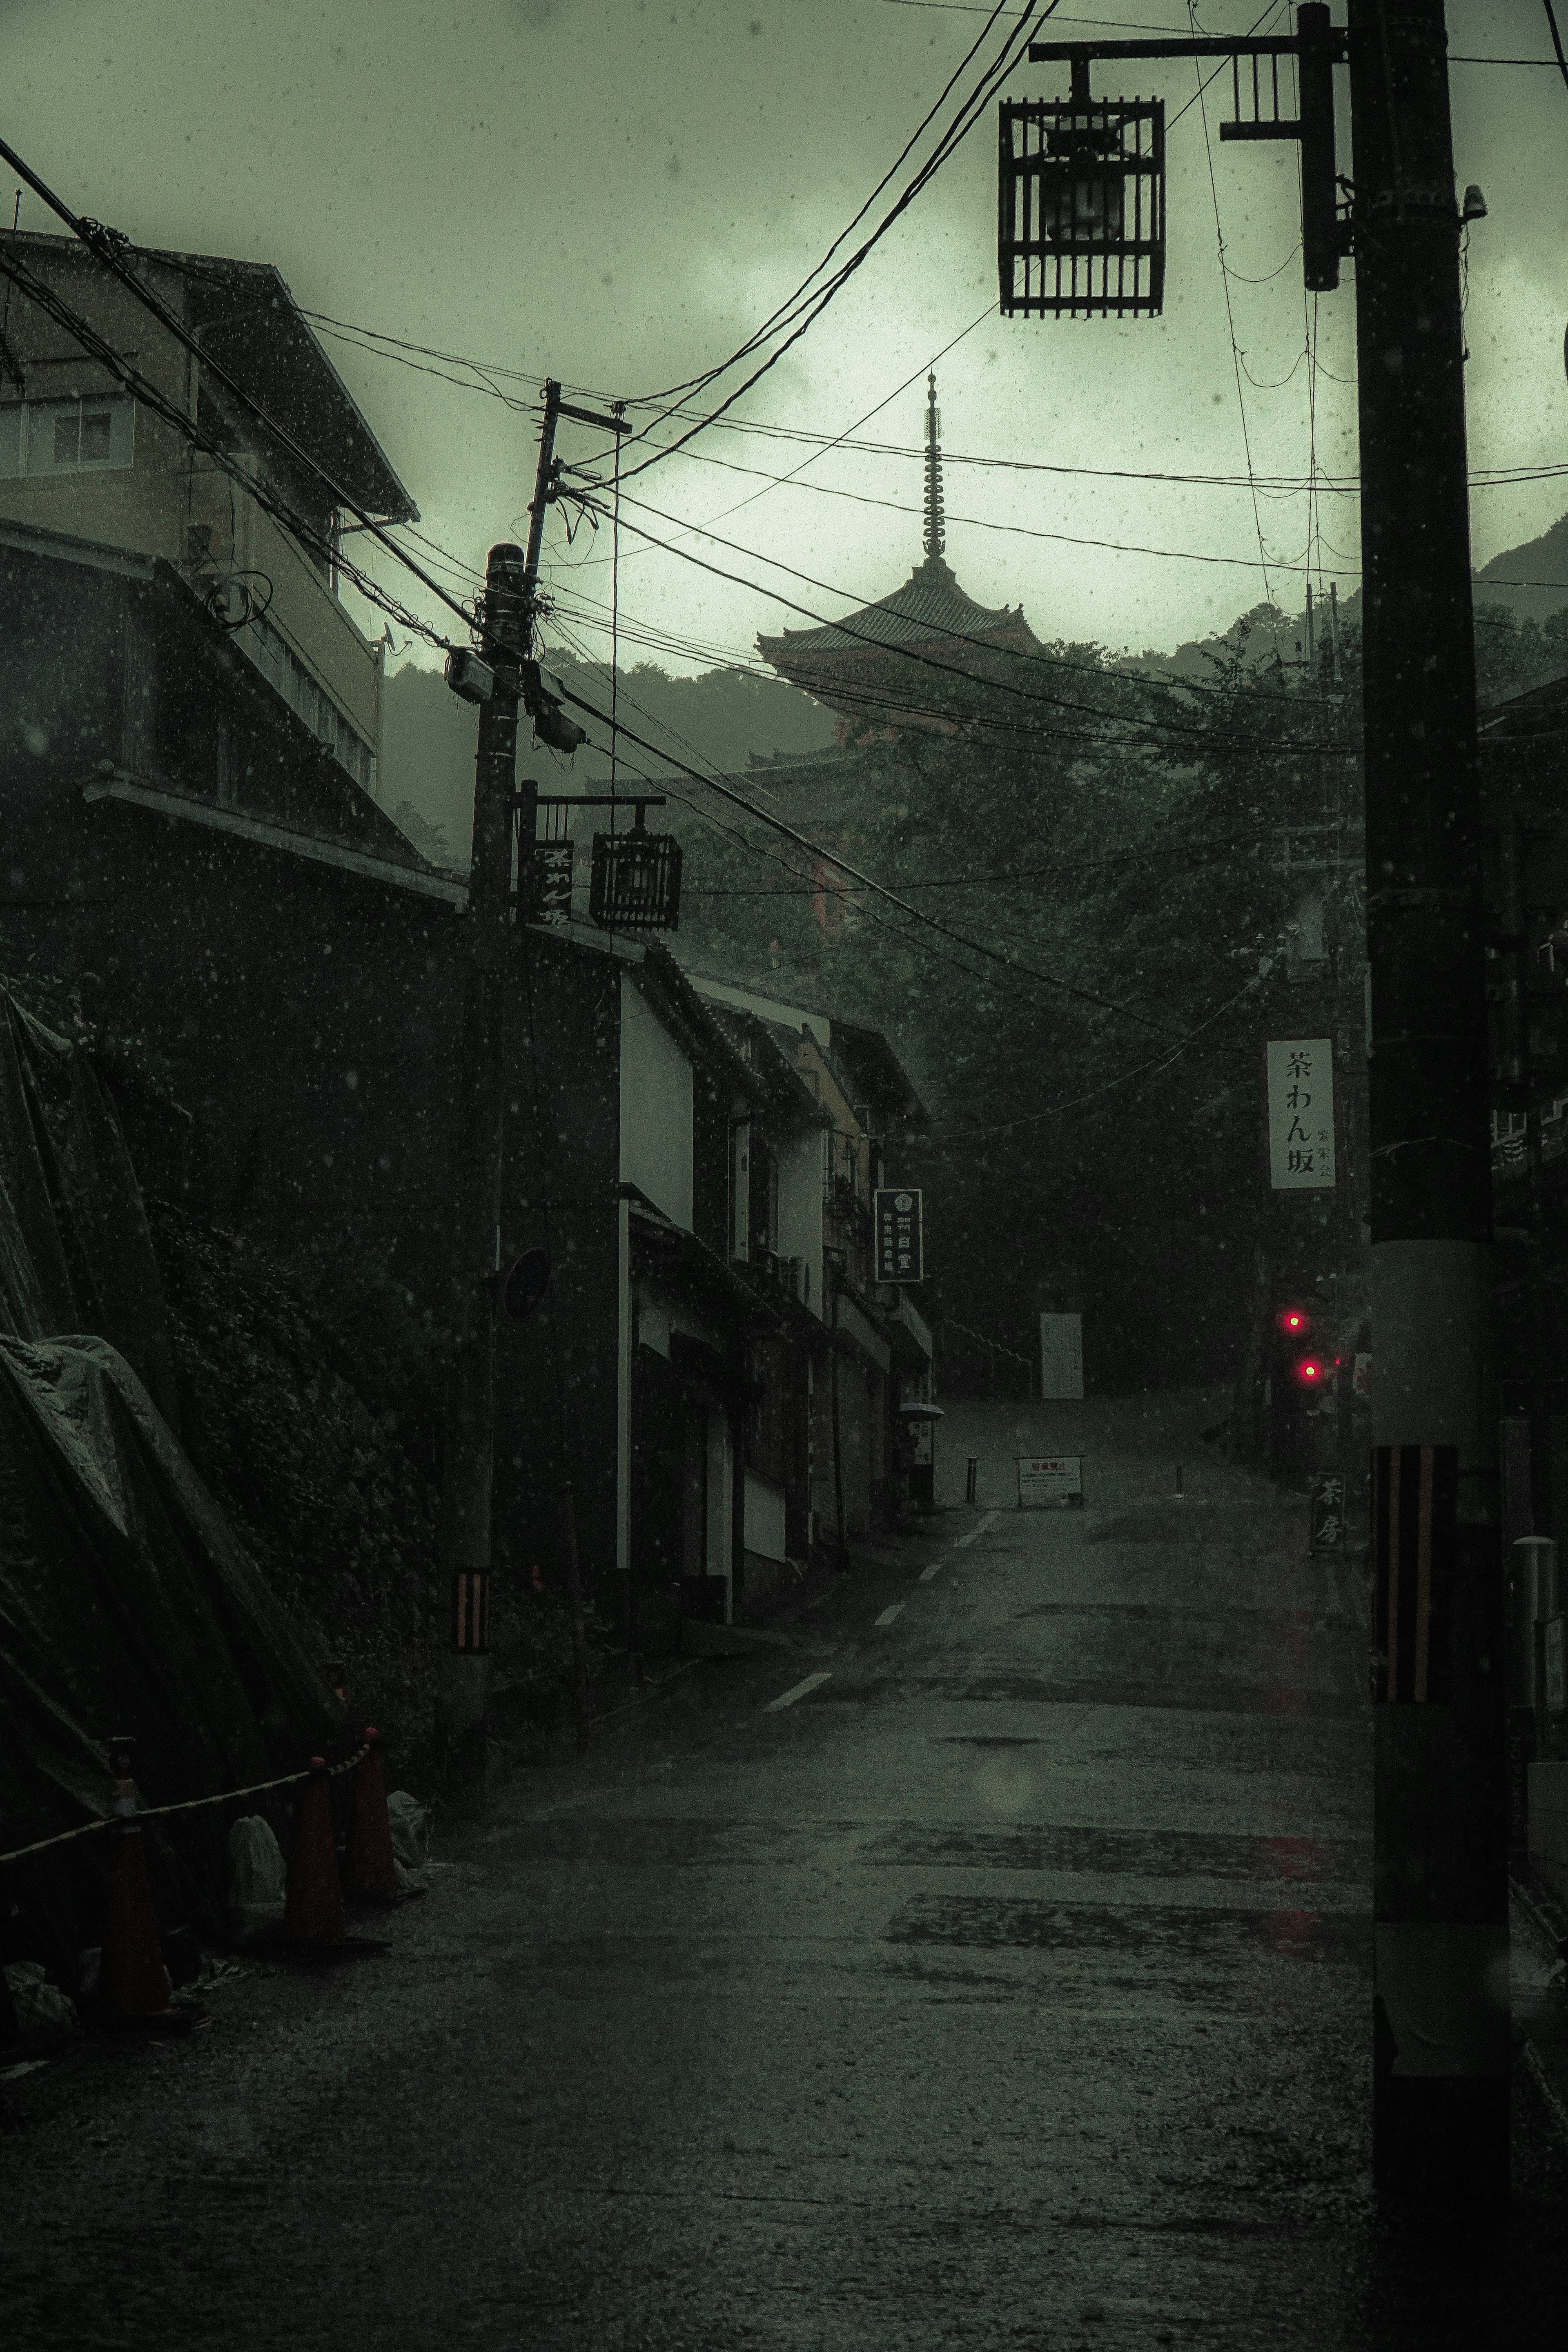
[100,1737,182,2030]
[282,1758,345,1948]
[342,1727,399,1903]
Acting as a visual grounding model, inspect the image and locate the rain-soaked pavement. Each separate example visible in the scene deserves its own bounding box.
[4,1391,1565,2350]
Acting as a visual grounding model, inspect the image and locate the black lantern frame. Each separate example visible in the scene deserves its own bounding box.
[998,93,1165,318]
[588,811,683,934]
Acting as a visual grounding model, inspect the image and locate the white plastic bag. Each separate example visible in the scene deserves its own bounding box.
[3,1962,77,2056]
[226,1814,287,1942]
[385,1790,429,1870]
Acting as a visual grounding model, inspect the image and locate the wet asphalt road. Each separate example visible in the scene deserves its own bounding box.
[4,1391,1565,2350]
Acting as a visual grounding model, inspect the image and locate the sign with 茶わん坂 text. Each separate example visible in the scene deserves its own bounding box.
[874,1187,924,1283]
[1267,1038,1336,1189]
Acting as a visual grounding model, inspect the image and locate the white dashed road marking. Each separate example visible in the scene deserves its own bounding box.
[764,1671,833,1713]
[875,1604,905,1628]
[918,1560,945,1582]
[955,1509,1000,1549]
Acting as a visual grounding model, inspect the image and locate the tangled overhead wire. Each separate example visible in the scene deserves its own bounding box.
[201,569,275,632]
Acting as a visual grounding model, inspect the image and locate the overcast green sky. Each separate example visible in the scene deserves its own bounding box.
[7,1,1567,672]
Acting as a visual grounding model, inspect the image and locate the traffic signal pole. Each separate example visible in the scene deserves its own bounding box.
[1347,0,1507,2197]
[1011,0,1506,2200]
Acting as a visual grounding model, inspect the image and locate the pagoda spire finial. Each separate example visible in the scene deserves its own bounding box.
[923,370,946,562]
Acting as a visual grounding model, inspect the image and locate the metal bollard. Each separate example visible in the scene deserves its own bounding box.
[965,1457,978,1506]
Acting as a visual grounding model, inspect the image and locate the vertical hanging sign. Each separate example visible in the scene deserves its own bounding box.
[1039,1312,1085,1401]
[874,1188,924,1283]
[1267,1038,1336,1189]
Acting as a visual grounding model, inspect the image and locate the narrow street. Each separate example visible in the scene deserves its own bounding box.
[4,1393,1564,2349]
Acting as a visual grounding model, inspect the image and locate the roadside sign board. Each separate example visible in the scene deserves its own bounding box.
[1018,1456,1084,1508]
[1039,1312,1084,1401]
[1267,1038,1336,1189]
[1310,1470,1348,1550]
[874,1187,924,1283]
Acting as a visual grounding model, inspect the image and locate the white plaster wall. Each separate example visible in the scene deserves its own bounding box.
[777,1127,826,1319]
[744,1469,788,1564]
[619,972,694,1229]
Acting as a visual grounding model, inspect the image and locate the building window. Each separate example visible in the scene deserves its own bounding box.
[0,393,136,476]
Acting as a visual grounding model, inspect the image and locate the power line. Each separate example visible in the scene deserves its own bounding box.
[571,486,1354,753]
[553,677,1254,1054]
[576,430,1357,590]
[559,308,996,580]
[1547,0,1568,92]
[0,136,483,650]
[933,977,1265,1141]
[550,584,1333,753]
[585,4,1049,490]
[638,1,1022,408]
[0,241,463,654]
[677,829,1290,896]
[550,567,1334,731]
[1187,2,1287,653]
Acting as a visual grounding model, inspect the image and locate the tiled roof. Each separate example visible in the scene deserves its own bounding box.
[757,555,1036,663]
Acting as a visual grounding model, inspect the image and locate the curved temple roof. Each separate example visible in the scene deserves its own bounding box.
[755,376,1040,709]
[757,549,1031,665]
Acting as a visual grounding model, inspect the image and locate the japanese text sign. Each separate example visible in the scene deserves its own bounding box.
[874,1187,924,1283]
[1018,1457,1084,1508]
[1310,1469,1347,1551]
[1039,1312,1084,1402]
[1267,1038,1336,1190]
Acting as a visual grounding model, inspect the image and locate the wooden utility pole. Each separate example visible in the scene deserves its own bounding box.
[436,380,624,1791]
[1346,0,1506,2198]
[435,538,527,1798]
[1008,0,1507,2200]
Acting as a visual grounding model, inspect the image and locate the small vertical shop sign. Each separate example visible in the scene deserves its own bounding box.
[874,1188,924,1283]
[1310,1470,1347,1550]
[1267,1038,1336,1189]
[1039,1312,1084,1401]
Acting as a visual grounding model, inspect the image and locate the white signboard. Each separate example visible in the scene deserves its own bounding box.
[1039,1312,1084,1401]
[1018,1456,1084,1508]
[1267,1038,1336,1190]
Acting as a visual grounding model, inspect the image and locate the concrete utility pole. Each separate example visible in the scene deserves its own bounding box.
[1005,0,1505,2199]
[1346,0,1506,2198]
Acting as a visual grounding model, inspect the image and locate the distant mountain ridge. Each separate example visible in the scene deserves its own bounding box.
[379,512,1568,857]
[379,657,837,862]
